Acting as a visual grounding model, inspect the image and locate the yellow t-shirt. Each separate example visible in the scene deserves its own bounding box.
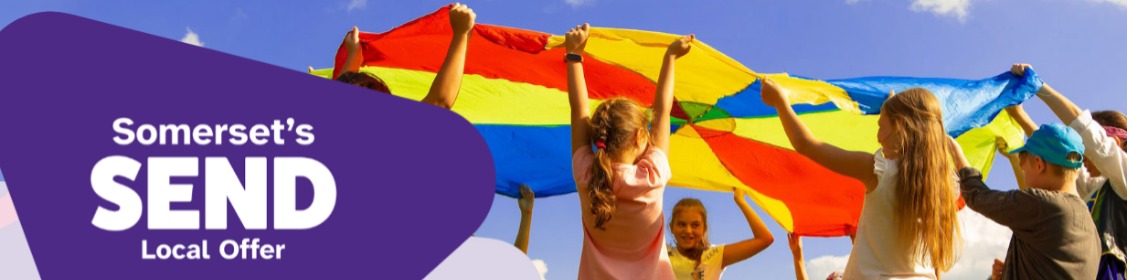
[668,244,724,280]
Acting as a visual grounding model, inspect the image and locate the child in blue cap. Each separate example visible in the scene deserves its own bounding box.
[950,123,1101,280]
[1009,64,1127,279]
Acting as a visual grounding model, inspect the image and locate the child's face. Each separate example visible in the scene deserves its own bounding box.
[877,113,900,157]
[670,209,706,248]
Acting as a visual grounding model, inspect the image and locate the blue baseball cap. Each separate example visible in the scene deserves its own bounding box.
[1009,123,1085,168]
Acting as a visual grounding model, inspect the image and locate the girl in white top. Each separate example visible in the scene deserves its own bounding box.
[761,79,962,279]
[667,188,774,280]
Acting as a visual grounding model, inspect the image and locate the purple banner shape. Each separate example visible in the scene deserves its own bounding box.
[0,12,494,279]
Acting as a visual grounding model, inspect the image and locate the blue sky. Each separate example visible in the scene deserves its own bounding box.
[3,0,1127,279]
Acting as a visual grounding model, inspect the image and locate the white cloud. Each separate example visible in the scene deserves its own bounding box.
[565,0,594,8]
[942,210,1011,280]
[1090,0,1127,8]
[808,254,849,279]
[531,259,548,280]
[910,0,972,22]
[346,0,367,12]
[806,210,1011,280]
[180,27,204,47]
[845,0,864,5]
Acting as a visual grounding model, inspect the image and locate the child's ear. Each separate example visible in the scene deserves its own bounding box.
[1034,156,1048,174]
[635,128,648,146]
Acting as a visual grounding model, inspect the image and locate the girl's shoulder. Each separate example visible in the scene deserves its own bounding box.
[873,148,896,177]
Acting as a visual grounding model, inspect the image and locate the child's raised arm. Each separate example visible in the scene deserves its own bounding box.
[720,188,775,268]
[948,136,970,171]
[996,138,1029,190]
[650,35,693,154]
[514,184,534,254]
[336,26,363,79]
[565,24,592,153]
[422,3,475,109]
[761,78,878,191]
[788,234,808,280]
[1005,105,1037,138]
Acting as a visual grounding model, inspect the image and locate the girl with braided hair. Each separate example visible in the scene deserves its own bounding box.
[564,22,692,279]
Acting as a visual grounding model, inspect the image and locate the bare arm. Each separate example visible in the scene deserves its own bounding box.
[788,234,808,280]
[761,78,878,191]
[1036,84,1083,125]
[721,188,775,268]
[1005,105,1036,138]
[996,138,1029,190]
[514,184,533,254]
[947,136,971,171]
[422,4,475,109]
[650,35,694,153]
[565,24,592,153]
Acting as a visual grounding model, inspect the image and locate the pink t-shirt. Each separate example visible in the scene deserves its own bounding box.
[572,146,675,280]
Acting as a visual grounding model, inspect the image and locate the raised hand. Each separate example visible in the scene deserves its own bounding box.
[518,184,534,214]
[760,78,789,109]
[666,34,694,58]
[449,3,476,36]
[1010,63,1032,77]
[564,23,590,55]
[343,26,361,54]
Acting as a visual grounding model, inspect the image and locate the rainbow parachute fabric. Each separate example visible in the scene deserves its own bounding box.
[318,7,1037,237]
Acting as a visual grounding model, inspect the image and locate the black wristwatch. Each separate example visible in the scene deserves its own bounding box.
[565,53,583,63]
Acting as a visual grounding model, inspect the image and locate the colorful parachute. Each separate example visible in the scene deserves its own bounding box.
[316,7,1035,236]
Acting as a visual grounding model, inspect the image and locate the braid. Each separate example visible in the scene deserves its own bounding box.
[588,102,616,230]
[584,98,648,230]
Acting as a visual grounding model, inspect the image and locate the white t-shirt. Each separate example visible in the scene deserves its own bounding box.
[842,149,937,280]
[668,244,724,280]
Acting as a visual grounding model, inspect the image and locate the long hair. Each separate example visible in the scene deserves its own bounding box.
[881,88,961,272]
[670,198,710,262]
[587,98,649,230]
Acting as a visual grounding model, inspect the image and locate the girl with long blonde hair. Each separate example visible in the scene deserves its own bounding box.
[762,81,961,279]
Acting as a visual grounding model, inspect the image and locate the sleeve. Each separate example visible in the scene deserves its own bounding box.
[636,147,672,186]
[873,148,889,177]
[1070,110,1127,199]
[958,167,1044,231]
[572,146,594,186]
[705,245,725,269]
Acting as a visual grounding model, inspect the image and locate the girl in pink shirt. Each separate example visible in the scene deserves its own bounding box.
[563,23,692,279]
